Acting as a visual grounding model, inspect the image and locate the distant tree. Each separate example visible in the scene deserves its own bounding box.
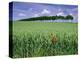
[19,15,73,21]
[65,15,73,20]
[55,15,64,20]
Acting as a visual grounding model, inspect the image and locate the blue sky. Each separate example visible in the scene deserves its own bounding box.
[10,2,78,22]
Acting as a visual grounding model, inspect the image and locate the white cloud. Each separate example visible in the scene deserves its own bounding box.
[41,9,50,14]
[33,14,39,17]
[58,8,62,12]
[72,8,78,11]
[57,12,65,16]
[66,8,78,12]
[69,13,73,15]
[14,9,27,13]
[29,8,33,11]
[18,13,26,17]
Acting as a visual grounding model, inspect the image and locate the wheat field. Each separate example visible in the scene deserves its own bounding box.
[10,21,78,58]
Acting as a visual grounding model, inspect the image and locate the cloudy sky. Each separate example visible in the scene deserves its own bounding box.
[10,2,78,22]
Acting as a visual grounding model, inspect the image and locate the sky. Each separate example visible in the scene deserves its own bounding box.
[9,2,78,22]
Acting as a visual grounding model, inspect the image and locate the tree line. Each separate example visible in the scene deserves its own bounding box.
[20,15,73,21]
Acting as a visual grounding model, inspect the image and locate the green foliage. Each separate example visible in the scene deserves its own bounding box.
[65,15,73,20]
[19,15,73,21]
[11,21,78,58]
[12,32,78,58]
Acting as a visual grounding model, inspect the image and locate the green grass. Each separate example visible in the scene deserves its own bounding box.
[11,21,78,58]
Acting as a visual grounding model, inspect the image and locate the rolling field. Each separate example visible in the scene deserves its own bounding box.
[11,21,78,58]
